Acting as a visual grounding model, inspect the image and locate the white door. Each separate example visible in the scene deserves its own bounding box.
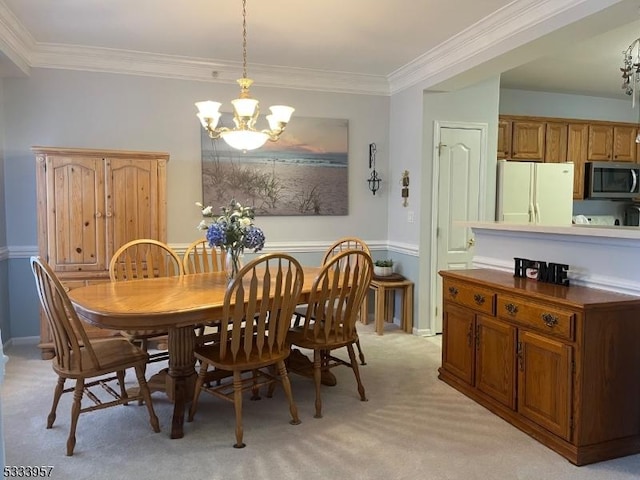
[431,124,485,333]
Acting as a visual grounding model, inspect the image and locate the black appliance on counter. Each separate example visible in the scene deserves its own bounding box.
[624,204,640,226]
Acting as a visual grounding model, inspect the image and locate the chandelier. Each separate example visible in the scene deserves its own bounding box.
[195,0,294,151]
[621,38,640,107]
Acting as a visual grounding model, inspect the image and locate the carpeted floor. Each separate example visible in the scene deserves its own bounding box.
[2,322,639,480]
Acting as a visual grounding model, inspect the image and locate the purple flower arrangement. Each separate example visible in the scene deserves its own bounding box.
[197,199,266,254]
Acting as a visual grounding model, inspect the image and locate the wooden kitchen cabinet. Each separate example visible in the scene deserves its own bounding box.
[612,125,637,162]
[566,123,589,199]
[439,268,640,466]
[34,147,169,359]
[587,124,636,162]
[497,119,512,159]
[587,124,613,161]
[544,122,568,163]
[511,121,545,161]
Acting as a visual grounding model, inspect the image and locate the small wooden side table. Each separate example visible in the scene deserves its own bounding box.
[361,274,414,335]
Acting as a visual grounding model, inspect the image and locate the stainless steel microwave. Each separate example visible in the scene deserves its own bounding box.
[585,162,640,199]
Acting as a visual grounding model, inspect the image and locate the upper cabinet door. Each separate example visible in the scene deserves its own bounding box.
[612,125,637,162]
[544,123,568,163]
[497,120,512,159]
[42,156,107,272]
[587,125,613,161]
[567,124,589,200]
[511,121,545,161]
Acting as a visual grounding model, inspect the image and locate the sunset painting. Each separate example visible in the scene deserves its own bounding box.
[201,116,348,216]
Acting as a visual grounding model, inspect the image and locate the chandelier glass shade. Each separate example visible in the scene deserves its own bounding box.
[196,0,294,151]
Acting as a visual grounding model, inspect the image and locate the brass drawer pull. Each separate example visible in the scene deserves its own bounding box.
[505,303,518,316]
[448,286,458,298]
[541,313,559,327]
[473,294,485,305]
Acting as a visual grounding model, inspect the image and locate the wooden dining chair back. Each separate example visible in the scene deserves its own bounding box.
[108,239,184,366]
[295,236,371,365]
[188,253,304,448]
[321,236,371,264]
[30,256,160,456]
[182,238,226,274]
[287,249,373,418]
[109,238,183,281]
[182,238,226,340]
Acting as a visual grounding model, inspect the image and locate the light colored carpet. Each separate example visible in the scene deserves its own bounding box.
[2,322,639,480]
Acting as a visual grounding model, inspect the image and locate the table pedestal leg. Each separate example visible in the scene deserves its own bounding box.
[167,326,196,439]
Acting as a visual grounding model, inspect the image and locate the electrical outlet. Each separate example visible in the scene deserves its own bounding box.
[407,211,414,223]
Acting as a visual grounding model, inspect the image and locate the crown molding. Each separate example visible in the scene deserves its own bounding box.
[388,0,621,94]
[31,43,390,96]
[0,0,32,75]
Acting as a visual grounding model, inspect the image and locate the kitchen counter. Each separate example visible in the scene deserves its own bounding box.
[463,222,640,296]
[465,221,640,240]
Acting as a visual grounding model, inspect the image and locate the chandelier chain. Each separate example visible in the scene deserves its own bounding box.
[242,0,248,79]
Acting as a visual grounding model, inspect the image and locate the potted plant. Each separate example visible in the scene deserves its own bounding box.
[374,259,394,277]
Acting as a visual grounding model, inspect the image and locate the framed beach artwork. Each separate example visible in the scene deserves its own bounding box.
[201,115,348,216]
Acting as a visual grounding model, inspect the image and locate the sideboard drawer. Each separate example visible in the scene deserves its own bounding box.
[497,294,575,341]
[443,279,495,315]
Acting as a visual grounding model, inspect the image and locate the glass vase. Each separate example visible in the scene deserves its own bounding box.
[225,249,242,282]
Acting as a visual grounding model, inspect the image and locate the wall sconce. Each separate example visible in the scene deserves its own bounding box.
[367,143,382,195]
[401,170,409,207]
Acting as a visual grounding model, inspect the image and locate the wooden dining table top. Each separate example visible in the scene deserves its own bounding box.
[68,267,322,330]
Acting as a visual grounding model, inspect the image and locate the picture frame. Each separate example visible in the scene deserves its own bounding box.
[201,115,349,216]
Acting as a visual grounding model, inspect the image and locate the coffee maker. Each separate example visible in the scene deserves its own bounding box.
[624,204,640,226]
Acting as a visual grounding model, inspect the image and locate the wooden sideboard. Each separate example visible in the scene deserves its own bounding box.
[34,146,169,359]
[438,268,640,466]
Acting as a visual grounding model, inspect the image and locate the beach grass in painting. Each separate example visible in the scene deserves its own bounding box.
[201,115,348,216]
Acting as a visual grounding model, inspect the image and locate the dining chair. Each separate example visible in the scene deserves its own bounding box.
[182,238,226,342]
[188,253,304,448]
[293,236,371,366]
[287,249,373,418]
[182,238,226,274]
[108,239,184,367]
[30,256,160,456]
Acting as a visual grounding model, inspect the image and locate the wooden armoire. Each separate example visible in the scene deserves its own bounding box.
[34,147,169,359]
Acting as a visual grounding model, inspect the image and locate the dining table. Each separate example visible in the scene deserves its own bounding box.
[68,267,321,439]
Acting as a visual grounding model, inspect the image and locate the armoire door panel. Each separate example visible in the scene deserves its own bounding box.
[46,157,106,272]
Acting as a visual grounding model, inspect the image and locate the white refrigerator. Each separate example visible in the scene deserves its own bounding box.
[496,161,574,225]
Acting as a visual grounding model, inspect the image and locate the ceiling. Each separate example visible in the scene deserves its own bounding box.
[500,16,640,100]
[1,0,640,99]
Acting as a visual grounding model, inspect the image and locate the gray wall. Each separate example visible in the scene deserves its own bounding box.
[499,88,637,122]
[388,75,501,334]
[3,68,392,341]
[0,77,9,339]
